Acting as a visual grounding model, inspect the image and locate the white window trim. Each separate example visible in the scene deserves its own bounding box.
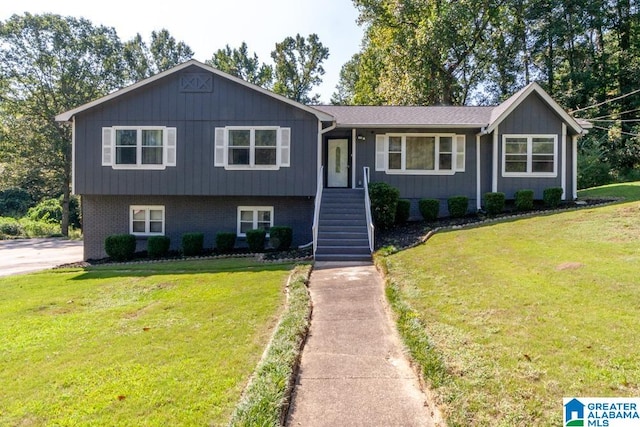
[107,126,175,170]
[501,134,558,178]
[129,205,165,236]
[379,133,461,175]
[237,206,274,237]
[216,126,289,170]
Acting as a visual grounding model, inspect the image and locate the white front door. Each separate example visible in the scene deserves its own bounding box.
[327,139,349,187]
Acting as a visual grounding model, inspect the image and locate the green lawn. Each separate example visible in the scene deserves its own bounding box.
[0,258,294,426]
[380,182,640,426]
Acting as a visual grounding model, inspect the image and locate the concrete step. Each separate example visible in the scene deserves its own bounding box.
[317,238,370,247]
[317,231,369,240]
[315,245,371,256]
[314,253,372,262]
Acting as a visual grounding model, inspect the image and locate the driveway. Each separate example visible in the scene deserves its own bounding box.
[0,238,84,277]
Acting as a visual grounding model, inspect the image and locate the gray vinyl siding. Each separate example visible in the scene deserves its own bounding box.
[479,134,494,204]
[74,65,319,197]
[497,92,565,199]
[82,195,313,260]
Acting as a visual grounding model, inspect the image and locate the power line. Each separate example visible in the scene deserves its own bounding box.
[586,106,640,120]
[589,118,640,122]
[592,125,639,137]
[570,88,640,113]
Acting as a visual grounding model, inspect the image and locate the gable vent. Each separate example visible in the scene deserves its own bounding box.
[180,73,213,92]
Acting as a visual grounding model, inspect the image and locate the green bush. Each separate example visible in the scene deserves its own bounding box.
[395,199,411,224]
[18,218,60,237]
[515,189,535,211]
[28,199,63,223]
[0,217,21,236]
[484,192,505,215]
[0,187,33,218]
[246,229,267,252]
[182,233,204,256]
[269,226,292,251]
[67,195,82,229]
[147,236,170,259]
[215,232,236,253]
[419,199,440,221]
[543,187,564,208]
[447,196,469,218]
[368,182,400,229]
[105,234,136,261]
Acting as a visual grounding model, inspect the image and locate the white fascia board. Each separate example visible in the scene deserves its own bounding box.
[332,123,487,129]
[485,82,584,135]
[56,59,334,123]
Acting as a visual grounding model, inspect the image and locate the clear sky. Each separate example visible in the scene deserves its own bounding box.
[0,0,365,103]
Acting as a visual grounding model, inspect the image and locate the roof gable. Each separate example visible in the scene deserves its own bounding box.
[56,59,333,122]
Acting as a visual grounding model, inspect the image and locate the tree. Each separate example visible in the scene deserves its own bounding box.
[271,33,329,104]
[206,42,272,88]
[123,29,193,81]
[0,13,127,235]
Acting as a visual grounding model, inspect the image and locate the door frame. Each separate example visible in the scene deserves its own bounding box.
[326,138,351,188]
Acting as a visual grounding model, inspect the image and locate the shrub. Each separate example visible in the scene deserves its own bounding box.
[0,187,33,218]
[28,199,63,223]
[368,182,400,229]
[543,187,563,208]
[182,233,204,256]
[484,192,505,215]
[246,229,267,252]
[515,189,534,211]
[67,195,82,229]
[0,217,21,236]
[269,226,292,251]
[18,218,60,237]
[105,234,136,261]
[147,236,170,259]
[419,199,440,221]
[395,199,411,224]
[216,232,236,253]
[447,196,469,218]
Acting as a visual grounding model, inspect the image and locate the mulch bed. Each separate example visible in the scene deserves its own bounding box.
[376,198,617,251]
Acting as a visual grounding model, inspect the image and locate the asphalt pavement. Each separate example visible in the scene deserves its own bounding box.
[0,238,84,277]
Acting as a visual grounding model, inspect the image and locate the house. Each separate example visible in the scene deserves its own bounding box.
[56,60,591,261]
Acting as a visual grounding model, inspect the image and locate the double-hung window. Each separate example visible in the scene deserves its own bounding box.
[502,135,557,177]
[237,206,273,237]
[215,126,290,170]
[102,126,177,170]
[130,206,165,236]
[375,133,465,175]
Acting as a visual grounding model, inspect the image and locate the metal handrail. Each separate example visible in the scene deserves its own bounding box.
[312,166,324,255]
[363,166,375,252]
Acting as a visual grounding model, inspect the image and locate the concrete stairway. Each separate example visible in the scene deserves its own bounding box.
[315,188,372,262]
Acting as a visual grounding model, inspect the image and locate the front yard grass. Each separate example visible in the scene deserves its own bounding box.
[0,258,297,426]
[379,182,640,426]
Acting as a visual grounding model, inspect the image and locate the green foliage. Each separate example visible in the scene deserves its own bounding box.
[269,226,293,251]
[206,42,272,88]
[246,229,267,253]
[543,187,564,208]
[0,217,21,237]
[0,187,33,218]
[484,192,505,215]
[123,29,193,81]
[67,195,82,229]
[147,236,170,259]
[271,33,329,104]
[418,199,440,221]
[104,234,136,261]
[395,199,411,224]
[514,189,535,211]
[368,182,400,229]
[447,196,469,218]
[215,232,236,253]
[28,198,62,223]
[181,233,204,256]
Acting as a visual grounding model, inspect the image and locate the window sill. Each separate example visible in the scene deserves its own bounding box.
[501,172,558,178]
[112,165,167,170]
[224,165,280,171]
[384,170,456,176]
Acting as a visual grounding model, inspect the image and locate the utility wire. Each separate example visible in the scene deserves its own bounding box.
[570,88,640,113]
[586,107,640,120]
[589,118,640,122]
[592,125,639,137]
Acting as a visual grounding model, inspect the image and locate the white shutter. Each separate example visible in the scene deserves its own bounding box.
[279,127,291,167]
[214,127,226,167]
[375,134,386,171]
[102,127,113,166]
[455,135,466,172]
[165,127,177,167]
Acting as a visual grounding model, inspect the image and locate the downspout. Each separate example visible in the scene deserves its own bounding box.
[561,123,567,200]
[351,128,357,188]
[476,133,481,211]
[572,134,578,199]
[492,125,499,193]
[71,116,76,196]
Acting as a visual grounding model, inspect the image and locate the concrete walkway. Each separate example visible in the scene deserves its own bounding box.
[286,262,440,427]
